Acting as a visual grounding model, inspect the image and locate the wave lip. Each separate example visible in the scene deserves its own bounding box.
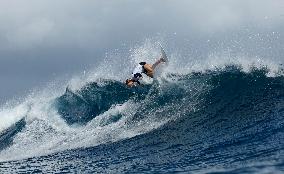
[0,117,26,152]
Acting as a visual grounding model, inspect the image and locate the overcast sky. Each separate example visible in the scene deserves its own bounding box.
[0,0,284,103]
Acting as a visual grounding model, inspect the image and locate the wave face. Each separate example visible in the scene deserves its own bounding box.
[0,66,283,173]
[55,80,151,125]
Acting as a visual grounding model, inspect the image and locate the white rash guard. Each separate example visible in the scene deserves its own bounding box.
[132,64,144,76]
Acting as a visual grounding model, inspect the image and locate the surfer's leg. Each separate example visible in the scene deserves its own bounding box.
[152,58,164,70]
[143,64,153,78]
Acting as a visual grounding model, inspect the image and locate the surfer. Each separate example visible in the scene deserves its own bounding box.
[125,58,166,87]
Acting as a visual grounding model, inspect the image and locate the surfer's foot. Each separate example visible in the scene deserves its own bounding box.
[160,58,166,62]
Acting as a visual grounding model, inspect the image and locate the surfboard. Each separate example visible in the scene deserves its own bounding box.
[159,44,168,63]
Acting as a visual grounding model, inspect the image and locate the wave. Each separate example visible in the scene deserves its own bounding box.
[0,62,283,173]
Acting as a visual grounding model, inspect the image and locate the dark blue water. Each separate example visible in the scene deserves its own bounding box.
[0,67,284,173]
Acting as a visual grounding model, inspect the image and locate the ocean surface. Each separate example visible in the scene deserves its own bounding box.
[0,48,284,173]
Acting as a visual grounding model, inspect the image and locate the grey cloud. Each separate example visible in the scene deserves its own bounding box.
[1,0,283,52]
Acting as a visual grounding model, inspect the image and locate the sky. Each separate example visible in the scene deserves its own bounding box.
[0,0,284,104]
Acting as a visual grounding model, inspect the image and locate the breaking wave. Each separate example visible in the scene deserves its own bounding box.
[0,43,283,173]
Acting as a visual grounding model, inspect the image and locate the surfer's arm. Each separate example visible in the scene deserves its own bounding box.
[136,80,141,85]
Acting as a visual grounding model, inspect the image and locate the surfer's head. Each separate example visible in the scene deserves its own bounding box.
[125,79,135,87]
